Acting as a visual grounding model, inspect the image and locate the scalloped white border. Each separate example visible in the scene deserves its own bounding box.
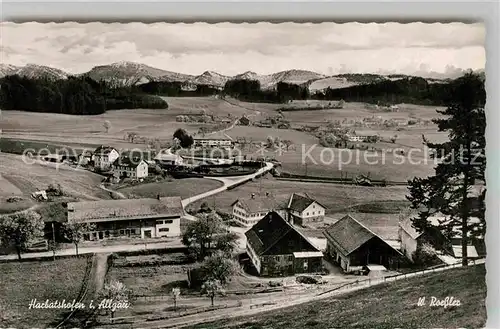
[1,1,498,328]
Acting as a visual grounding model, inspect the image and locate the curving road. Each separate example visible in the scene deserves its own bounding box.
[181,162,274,209]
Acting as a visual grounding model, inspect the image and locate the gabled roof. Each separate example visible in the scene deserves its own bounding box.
[245,211,320,256]
[194,131,233,141]
[231,195,287,214]
[93,145,117,156]
[67,197,183,224]
[323,215,375,256]
[323,215,403,256]
[287,193,326,212]
[399,217,423,240]
[113,156,146,168]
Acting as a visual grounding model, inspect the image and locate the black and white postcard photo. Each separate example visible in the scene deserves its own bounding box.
[0,20,487,329]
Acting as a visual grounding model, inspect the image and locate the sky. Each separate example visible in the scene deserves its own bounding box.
[0,22,485,78]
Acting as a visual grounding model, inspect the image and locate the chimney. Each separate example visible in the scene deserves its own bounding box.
[157,194,161,200]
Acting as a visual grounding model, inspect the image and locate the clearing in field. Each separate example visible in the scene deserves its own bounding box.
[189,264,486,329]
[0,256,90,328]
[186,176,409,215]
[0,153,110,203]
[118,178,223,200]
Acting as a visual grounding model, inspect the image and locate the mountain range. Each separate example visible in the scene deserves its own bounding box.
[0,61,461,92]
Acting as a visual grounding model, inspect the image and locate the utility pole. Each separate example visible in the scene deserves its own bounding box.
[51,222,56,261]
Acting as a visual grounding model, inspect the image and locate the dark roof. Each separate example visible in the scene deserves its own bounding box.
[323,215,377,256]
[288,193,325,212]
[245,211,320,256]
[113,156,146,168]
[93,145,117,156]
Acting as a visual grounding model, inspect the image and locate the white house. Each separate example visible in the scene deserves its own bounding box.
[112,157,148,179]
[93,145,119,171]
[287,193,326,226]
[231,193,287,227]
[66,196,183,240]
[193,132,234,149]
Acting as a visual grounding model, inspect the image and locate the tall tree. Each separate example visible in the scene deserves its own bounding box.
[201,279,223,307]
[0,211,45,260]
[200,251,239,285]
[62,222,96,256]
[181,212,237,260]
[406,72,486,266]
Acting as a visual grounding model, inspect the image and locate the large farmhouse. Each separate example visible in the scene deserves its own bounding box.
[93,145,119,171]
[66,196,184,240]
[245,212,323,277]
[231,192,324,228]
[193,132,234,149]
[323,215,404,273]
[287,193,326,226]
[231,194,287,227]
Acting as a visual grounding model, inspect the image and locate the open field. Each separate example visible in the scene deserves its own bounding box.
[0,257,90,328]
[227,126,318,144]
[186,176,409,215]
[0,153,110,205]
[190,264,486,329]
[163,97,260,118]
[253,145,436,181]
[118,178,223,200]
[276,101,446,125]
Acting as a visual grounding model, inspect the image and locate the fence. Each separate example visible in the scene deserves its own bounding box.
[317,258,484,297]
[55,254,96,328]
[101,301,243,326]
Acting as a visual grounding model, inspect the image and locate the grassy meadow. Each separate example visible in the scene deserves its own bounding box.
[190,264,486,329]
[0,257,90,328]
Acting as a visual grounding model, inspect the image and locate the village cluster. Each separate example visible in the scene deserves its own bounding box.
[32,136,485,278]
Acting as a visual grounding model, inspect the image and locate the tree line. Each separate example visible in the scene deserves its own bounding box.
[0,75,169,115]
[315,76,468,106]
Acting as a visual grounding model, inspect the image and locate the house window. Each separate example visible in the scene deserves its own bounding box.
[159,228,169,232]
[306,212,309,216]
[288,255,293,261]
[164,219,174,224]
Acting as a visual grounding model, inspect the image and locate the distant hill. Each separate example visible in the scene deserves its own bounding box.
[0,63,68,80]
[82,61,193,88]
[1,61,480,96]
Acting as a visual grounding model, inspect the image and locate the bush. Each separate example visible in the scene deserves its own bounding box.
[412,243,443,267]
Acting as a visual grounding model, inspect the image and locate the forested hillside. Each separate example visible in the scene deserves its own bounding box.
[0,75,168,115]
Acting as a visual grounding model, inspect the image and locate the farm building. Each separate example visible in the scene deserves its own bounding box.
[112,156,148,179]
[245,212,323,277]
[154,152,184,166]
[237,116,250,126]
[398,217,449,262]
[78,151,93,165]
[66,196,184,240]
[286,193,326,226]
[41,154,64,163]
[92,145,119,171]
[323,215,404,273]
[231,193,288,227]
[193,132,234,149]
